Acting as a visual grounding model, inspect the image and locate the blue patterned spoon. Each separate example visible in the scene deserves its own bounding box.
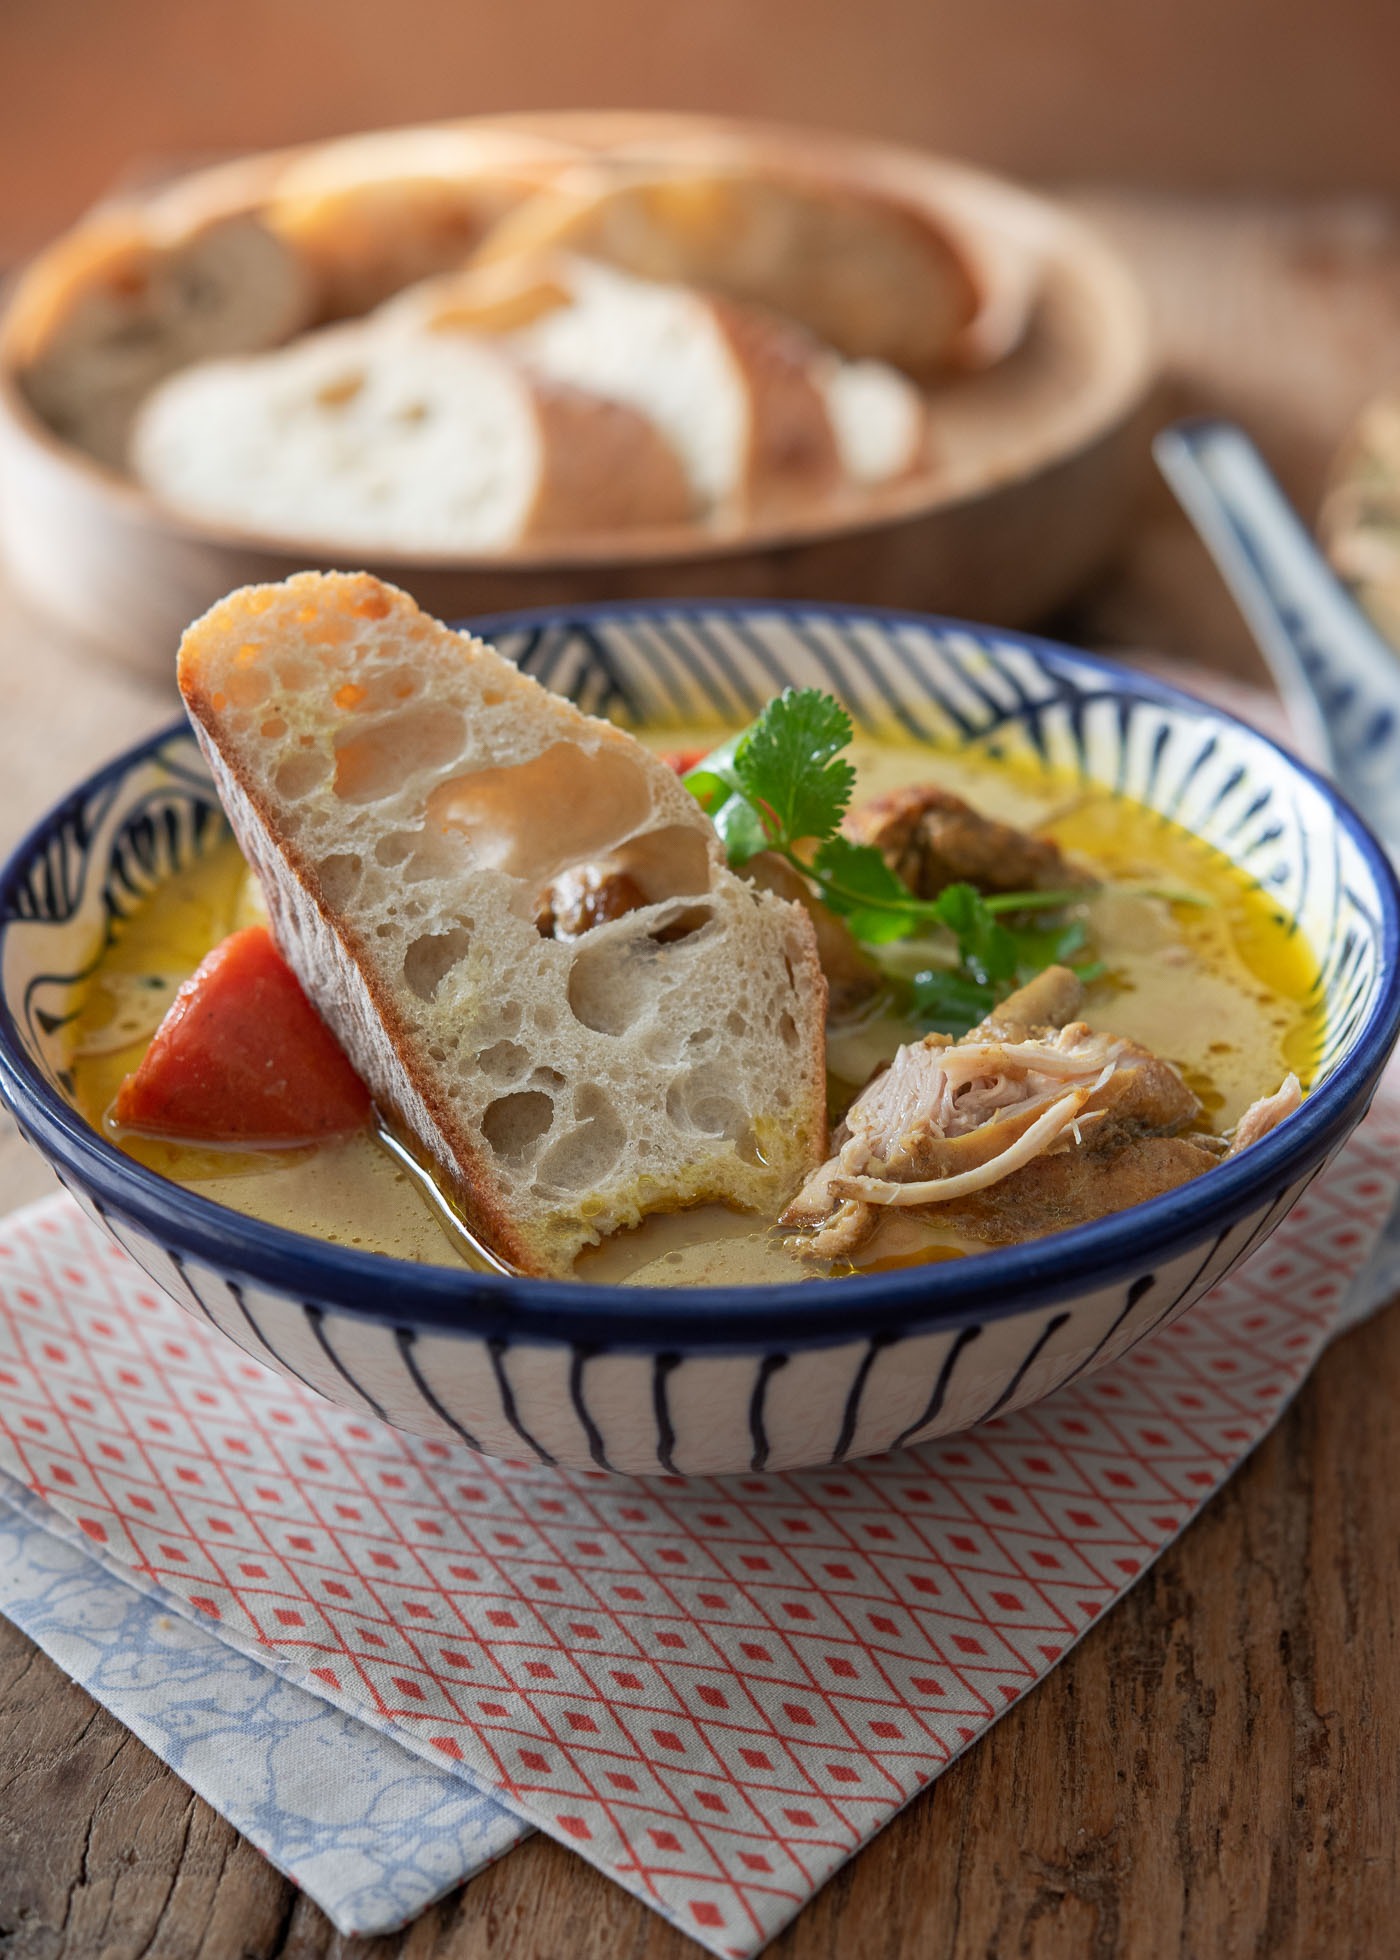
[1156,416,1400,1320]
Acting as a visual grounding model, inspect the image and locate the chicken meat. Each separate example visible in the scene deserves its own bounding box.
[783,967,1302,1263]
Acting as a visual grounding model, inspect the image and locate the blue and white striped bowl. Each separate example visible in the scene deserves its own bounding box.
[3,601,1399,1476]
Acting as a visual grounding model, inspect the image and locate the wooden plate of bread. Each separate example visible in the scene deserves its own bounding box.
[0,112,1155,677]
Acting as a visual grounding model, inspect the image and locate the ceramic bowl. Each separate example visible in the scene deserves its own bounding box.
[2,602,1398,1477]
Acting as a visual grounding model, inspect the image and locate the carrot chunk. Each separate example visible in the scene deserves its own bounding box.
[113,926,372,1144]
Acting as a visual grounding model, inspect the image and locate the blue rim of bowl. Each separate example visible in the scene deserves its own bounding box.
[2,597,1399,1351]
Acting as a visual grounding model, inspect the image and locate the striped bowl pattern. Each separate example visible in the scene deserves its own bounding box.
[2,602,1398,1477]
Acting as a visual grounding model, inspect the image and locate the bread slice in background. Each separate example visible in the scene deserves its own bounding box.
[473,156,980,380]
[409,253,837,521]
[135,252,924,548]
[13,209,314,469]
[178,572,829,1278]
[266,124,581,321]
[132,321,693,549]
[398,255,927,519]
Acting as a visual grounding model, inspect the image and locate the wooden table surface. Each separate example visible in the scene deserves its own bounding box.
[2,190,1400,1959]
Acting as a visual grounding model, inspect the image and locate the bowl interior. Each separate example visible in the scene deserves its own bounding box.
[1,601,1396,1339]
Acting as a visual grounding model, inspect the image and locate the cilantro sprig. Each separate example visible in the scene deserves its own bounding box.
[682,688,1102,1034]
[911,907,1106,1032]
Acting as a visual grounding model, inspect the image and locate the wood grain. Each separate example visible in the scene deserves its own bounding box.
[4,190,1400,1957]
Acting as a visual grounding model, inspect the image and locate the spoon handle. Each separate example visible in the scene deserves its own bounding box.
[1155,417,1400,850]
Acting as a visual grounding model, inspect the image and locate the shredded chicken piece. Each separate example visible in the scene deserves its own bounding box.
[780,963,1285,1265]
[800,1198,881,1263]
[1228,1074,1302,1154]
[922,1135,1222,1248]
[827,1025,1149,1190]
[981,963,1084,1032]
[830,1080,1103,1206]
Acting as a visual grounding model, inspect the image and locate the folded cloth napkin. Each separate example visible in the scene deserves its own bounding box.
[0,1469,529,1934]
[0,1080,1396,1958]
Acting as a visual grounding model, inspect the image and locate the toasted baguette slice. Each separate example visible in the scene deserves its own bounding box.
[178,573,829,1277]
[13,209,314,470]
[132,322,693,548]
[267,124,579,320]
[473,158,979,379]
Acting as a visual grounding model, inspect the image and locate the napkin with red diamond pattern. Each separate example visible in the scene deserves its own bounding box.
[0,1088,1396,1955]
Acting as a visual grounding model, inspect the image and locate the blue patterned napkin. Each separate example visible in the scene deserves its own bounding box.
[0,1472,528,1934]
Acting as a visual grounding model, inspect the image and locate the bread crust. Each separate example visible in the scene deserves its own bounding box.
[474,159,981,379]
[266,126,581,321]
[187,718,546,1272]
[524,378,695,535]
[178,572,829,1278]
[707,296,842,516]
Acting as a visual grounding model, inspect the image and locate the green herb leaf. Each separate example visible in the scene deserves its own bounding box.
[678,691,1105,1029]
[680,748,769,865]
[711,792,771,867]
[929,882,1020,987]
[982,887,1094,915]
[808,836,923,942]
[1005,915,1089,980]
[909,967,998,1036]
[678,766,730,814]
[731,689,856,848]
[680,729,746,798]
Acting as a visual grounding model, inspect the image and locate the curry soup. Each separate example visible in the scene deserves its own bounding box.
[67,731,1323,1287]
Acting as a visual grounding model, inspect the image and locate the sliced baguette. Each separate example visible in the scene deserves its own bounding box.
[473,157,980,380]
[267,125,579,320]
[131,322,693,548]
[396,255,926,519]
[508,257,842,520]
[177,573,829,1277]
[12,209,314,470]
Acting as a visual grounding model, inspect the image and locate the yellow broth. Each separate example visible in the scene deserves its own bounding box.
[66,733,1324,1286]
